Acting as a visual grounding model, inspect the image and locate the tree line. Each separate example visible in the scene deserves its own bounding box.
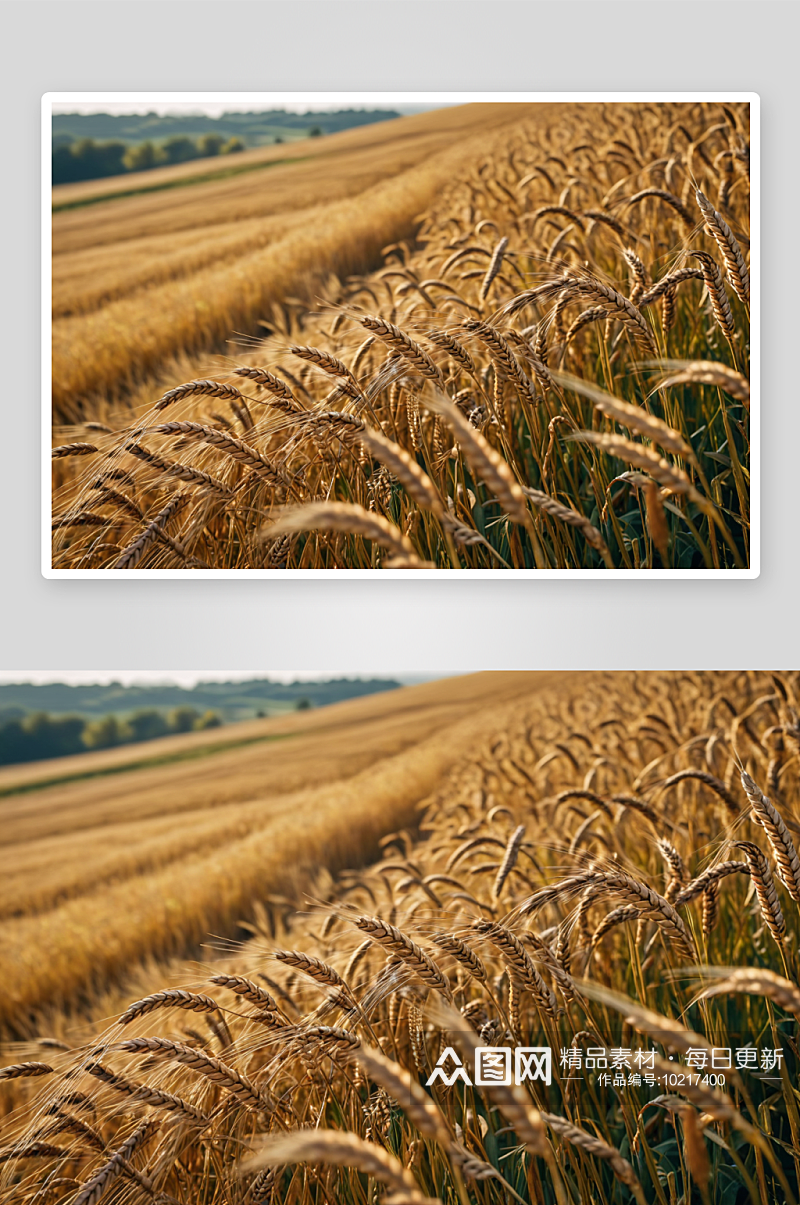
[0,707,222,766]
[52,133,249,186]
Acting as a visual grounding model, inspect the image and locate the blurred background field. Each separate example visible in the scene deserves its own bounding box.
[0,671,542,1034]
[51,103,533,422]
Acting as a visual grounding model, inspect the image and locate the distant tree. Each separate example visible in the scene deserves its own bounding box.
[0,719,26,765]
[194,710,222,731]
[23,713,85,760]
[274,135,284,145]
[169,706,201,733]
[127,709,169,742]
[123,140,160,172]
[73,137,127,178]
[52,137,126,185]
[83,714,129,749]
[198,133,225,157]
[0,712,86,764]
[161,136,199,165]
[295,697,312,711]
[221,137,245,154]
[255,709,266,718]
[308,126,323,138]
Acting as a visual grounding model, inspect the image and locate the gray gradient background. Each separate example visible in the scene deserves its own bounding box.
[2,1,794,675]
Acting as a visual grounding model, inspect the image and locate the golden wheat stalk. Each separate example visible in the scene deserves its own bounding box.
[360,428,445,518]
[355,916,451,997]
[649,359,750,407]
[733,841,786,944]
[479,236,509,301]
[153,422,282,482]
[423,390,530,528]
[740,770,800,903]
[71,1119,157,1205]
[695,187,750,305]
[700,968,800,1017]
[571,432,710,512]
[241,1129,421,1195]
[51,443,98,458]
[117,1038,269,1110]
[553,371,692,457]
[85,1061,208,1123]
[541,1112,646,1202]
[118,989,220,1025]
[0,1062,53,1081]
[113,492,189,570]
[265,501,417,562]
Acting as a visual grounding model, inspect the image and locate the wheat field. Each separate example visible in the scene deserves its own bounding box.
[50,101,751,571]
[2,669,799,1204]
[0,672,541,1033]
[50,104,541,424]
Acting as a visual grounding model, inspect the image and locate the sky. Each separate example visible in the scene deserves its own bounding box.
[0,671,457,687]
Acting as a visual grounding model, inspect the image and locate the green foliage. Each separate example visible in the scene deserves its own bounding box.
[160,135,200,165]
[126,709,169,742]
[0,705,223,766]
[0,712,85,764]
[168,705,201,733]
[51,109,402,186]
[122,140,160,172]
[195,710,223,730]
[52,137,126,184]
[197,132,225,157]
[82,714,129,749]
[295,697,312,711]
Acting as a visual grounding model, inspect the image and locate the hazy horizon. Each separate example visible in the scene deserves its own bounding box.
[52,101,447,118]
[0,671,459,688]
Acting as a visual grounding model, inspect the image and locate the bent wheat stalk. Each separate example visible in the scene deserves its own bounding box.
[241,1129,420,1194]
[266,501,416,562]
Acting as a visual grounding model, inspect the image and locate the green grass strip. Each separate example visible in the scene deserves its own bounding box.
[0,730,295,799]
[52,155,311,213]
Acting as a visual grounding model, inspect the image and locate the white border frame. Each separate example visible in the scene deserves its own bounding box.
[42,91,760,579]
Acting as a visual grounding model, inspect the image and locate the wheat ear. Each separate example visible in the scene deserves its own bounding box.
[118,1038,269,1110]
[695,187,750,304]
[360,428,445,518]
[113,492,189,570]
[118,989,220,1025]
[0,1062,53,1080]
[493,825,526,899]
[85,1061,208,1123]
[355,916,451,997]
[541,1112,645,1202]
[571,432,709,512]
[734,841,786,944]
[553,371,691,457]
[701,969,800,1017]
[51,443,98,458]
[740,770,800,903]
[241,1130,420,1195]
[423,390,530,527]
[72,1120,157,1205]
[266,501,416,561]
[479,236,510,301]
[651,359,750,407]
